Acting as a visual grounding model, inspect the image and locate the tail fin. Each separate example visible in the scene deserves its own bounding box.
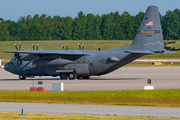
[131,6,164,53]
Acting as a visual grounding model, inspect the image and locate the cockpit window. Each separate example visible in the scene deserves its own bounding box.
[10,56,15,62]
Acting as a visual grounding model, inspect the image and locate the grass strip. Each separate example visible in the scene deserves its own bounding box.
[0,89,180,107]
[0,112,179,120]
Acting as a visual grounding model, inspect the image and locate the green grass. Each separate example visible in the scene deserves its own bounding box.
[1,112,179,120]
[1,40,180,65]
[0,89,180,107]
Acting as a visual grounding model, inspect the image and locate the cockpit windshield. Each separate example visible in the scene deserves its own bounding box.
[10,56,15,62]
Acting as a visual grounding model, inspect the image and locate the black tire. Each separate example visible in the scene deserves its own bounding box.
[19,75,26,80]
[68,72,76,80]
[82,76,89,79]
[60,73,67,79]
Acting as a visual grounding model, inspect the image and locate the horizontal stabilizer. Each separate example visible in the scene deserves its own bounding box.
[163,51,177,54]
[125,50,154,54]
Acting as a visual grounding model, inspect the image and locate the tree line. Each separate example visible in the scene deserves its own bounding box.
[0,9,180,41]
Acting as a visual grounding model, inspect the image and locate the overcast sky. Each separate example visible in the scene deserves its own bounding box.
[0,0,180,21]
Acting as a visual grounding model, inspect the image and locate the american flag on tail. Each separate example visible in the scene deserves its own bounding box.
[146,21,153,26]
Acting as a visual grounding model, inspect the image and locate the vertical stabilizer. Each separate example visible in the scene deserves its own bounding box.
[131,6,164,53]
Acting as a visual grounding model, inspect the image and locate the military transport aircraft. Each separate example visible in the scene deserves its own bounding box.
[4,6,170,80]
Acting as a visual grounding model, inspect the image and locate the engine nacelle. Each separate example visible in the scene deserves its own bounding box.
[33,58,72,66]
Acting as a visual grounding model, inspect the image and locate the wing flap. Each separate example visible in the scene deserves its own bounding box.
[125,50,154,54]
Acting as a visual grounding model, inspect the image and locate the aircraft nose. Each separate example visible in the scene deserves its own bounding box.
[4,63,9,71]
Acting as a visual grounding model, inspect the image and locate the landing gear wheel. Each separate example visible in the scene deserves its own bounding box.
[68,73,76,80]
[19,75,26,80]
[82,76,89,79]
[60,73,67,79]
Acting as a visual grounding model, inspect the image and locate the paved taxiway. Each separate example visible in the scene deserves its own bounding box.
[0,102,180,118]
[0,66,180,90]
[0,66,180,118]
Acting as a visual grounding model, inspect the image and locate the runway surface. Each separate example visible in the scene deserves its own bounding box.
[0,66,180,90]
[0,66,180,118]
[0,102,180,118]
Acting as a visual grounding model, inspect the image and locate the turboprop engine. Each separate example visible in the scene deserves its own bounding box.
[33,58,72,66]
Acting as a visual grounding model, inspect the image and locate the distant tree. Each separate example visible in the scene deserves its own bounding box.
[94,14,102,40]
[72,11,87,40]
[61,16,73,40]
[0,21,10,41]
[101,12,115,40]
[2,9,180,41]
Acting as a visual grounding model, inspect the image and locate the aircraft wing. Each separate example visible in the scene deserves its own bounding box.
[4,50,91,56]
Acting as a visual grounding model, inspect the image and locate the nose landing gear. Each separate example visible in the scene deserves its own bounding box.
[19,75,26,80]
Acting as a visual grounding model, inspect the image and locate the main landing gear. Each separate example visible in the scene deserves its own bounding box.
[60,72,77,80]
[19,75,26,80]
[60,73,89,80]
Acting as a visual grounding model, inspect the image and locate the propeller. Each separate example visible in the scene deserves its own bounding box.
[32,44,38,50]
[62,45,65,50]
[82,44,84,50]
[66,44,68,50]
[78,43,81,50]
[62,44,68,50]
[13,43,22,66]
[78,43,84,50]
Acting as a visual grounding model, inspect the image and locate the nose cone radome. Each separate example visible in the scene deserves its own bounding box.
[4,63,9,71]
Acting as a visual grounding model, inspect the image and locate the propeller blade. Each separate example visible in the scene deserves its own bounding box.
[32,44,35,50]
[13,57,17,62]
[82,44,84,50]
[66,44,68,50]
[17,59,19,66]
[14,44,18,50]
[19,59,22,65]
[19,42,21,50]
[36,44,38,50]
[62,45,65,50]
[78,43,81,50]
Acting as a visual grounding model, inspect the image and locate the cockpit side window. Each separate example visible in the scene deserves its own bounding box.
[10,56,15,62]
[10,56,15,65]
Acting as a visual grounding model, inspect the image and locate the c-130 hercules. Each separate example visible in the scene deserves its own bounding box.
[4,6,171,80]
